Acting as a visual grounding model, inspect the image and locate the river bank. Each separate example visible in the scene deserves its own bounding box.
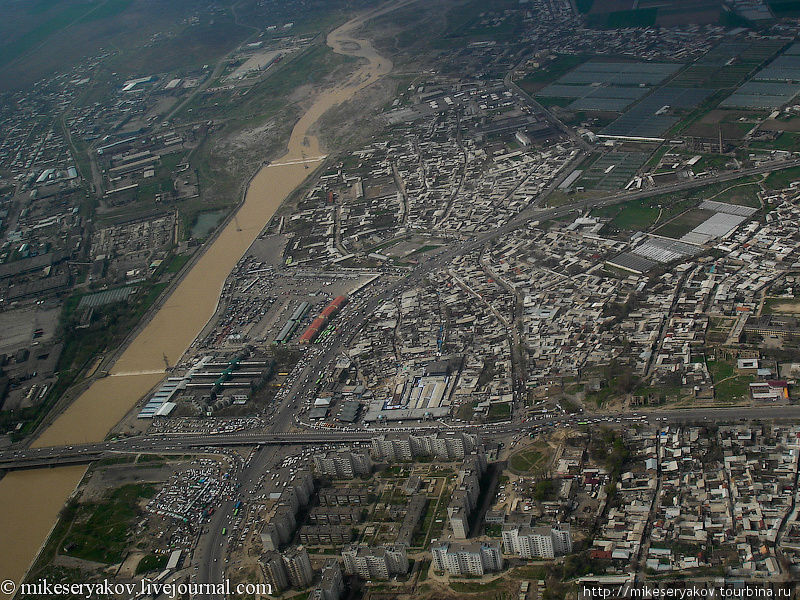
[0,3,397,595]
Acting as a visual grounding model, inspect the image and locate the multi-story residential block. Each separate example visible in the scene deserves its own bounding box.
[318,486,370,506]
[283,546,314,588]
[447,454,487,539]
[297,524,354,546]
[448,505,470,539]
[371,432,481,462]
[371,435,414,461]
[502,523,572,559]
[341,544,409,580]
[431,540,504,576]
[309,559,344,600]
[261,504,297,550]
[260,470,315,550]
[292,469,316,506]
[262,552,289,593]
[307,505,363,525]
[314,448,373,478]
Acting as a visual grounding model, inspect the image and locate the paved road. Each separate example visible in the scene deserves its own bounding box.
[192,445,296,598]
[153,108,800,600]
[505,57,593,153]
[4,94,797,595]
[270,152,800,423]
[265,155,791,419]
[6,405,800,470]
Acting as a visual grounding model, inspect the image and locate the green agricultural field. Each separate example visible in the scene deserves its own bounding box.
[768,0,800,16]
[670,65,719,88]
[519,55,588,92]
[587,8,657,29]
[752,132,800,153]
[0,3,94,68]
[536,96,572,108]
[594,199,663,231]
[433,0,523,48]
[595,176,762,233]
[0,0,214,90]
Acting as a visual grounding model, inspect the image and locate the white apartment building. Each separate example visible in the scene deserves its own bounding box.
[431,540,504,576]
[341,544,408,580]
[502,523,572,559]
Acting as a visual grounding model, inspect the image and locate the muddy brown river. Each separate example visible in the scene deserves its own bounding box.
[0,5,395,595]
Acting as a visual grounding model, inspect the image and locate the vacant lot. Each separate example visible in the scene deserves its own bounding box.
[764,297,800,315]
[765,165,800,190]
[715,375,754,404]
[509,449,543,472]
[709,182,762,208]
[509,442,551,473]
[64,483,155,564]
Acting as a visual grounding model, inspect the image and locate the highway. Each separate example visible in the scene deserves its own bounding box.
[191,444,294,599]
[0,432,371,469]
[262,151,800,449]
[5,405,800,470]
[4,73,799,595]
[277,151,800,422]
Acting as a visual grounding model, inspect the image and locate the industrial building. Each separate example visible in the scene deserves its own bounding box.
[138,353,271,418]
[299,296,348,344]
[274,301,311,344]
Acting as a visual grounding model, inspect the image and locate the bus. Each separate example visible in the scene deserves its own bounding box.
[221,527,227,535]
